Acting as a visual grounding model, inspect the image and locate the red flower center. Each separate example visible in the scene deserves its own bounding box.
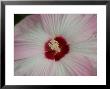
[44,36,69,61]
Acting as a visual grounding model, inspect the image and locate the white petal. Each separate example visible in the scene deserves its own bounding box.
[60,53,96,76]
[73,33,97,61]
[49,62,70,76]
[59,14,84,34]
[41,14,64,37]
[15,15,51,60]
[73,33,97,67]
[14,54,53,76]
[61,14,97,44]
[15,15,51,48]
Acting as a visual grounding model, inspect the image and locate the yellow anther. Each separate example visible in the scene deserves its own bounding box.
[48,39,61,53]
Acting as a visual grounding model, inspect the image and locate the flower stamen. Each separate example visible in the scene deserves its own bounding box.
[48,39,61,53]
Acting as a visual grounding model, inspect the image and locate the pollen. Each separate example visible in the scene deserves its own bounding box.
[48,39,61,53]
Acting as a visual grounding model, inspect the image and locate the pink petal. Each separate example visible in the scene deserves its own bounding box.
[40,14,64,36]
[14,15,48,60]
[62,53,96,76]
[73,56,96,76]
[14,44,40,60]
[14,55,53,76]
[62,14,97,44]
[74,15,97,43]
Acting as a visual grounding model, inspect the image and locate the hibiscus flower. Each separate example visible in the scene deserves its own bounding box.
[14,14,97,76]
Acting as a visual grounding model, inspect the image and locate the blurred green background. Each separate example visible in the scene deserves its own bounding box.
[14,14,30,25]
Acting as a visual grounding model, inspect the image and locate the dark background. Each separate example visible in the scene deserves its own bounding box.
[14,14,30,25]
